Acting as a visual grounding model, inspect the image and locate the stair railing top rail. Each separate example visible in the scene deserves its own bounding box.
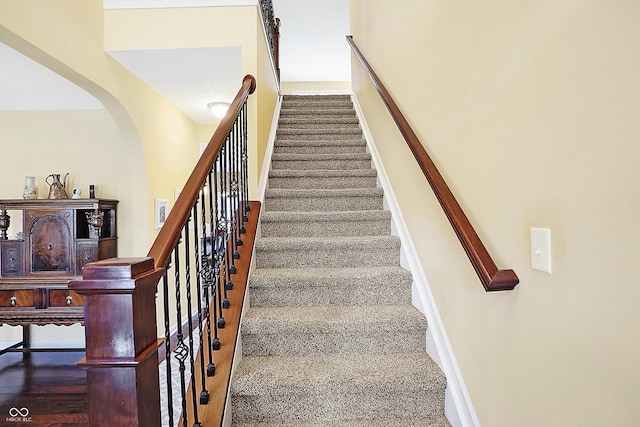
[346,36,518,292]
[148,74,256,269]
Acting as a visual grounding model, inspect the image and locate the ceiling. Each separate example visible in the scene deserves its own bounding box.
[0,0,350,124]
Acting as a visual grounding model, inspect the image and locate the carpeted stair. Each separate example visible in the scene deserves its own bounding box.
[230,95,450,426]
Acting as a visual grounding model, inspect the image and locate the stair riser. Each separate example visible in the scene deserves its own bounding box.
[242,330,426,357]
[255,246,399,269]
[273,145,365,155]
[279,111,356,118]
[268,176,377,189]
[249,283,412,307]
[278,119,360,126]
[276,132,362,141]
[281,101,353,107]
[271,159,371,170]
[261,219,390,238]
[264,195,383,212]
[278,124,360,131]
[232,391,446,423]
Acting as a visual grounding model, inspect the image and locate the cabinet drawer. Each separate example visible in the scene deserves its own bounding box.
[49,290,83,307]
[0,290,34,307]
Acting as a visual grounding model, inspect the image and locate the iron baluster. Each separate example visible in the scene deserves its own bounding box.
[200,180,219,362]
[183,216,202,426]
[172,245,189,427]
[212,157,226,327]
[242,101,251,216]
[222,137,234,297]
[192,204,212,400]
[239,103,248,236]
[162,273,175,427]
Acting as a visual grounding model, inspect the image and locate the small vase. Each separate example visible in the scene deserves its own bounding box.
[23,176,38,199]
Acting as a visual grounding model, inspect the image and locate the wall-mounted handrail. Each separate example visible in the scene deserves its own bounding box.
[346,36,518,292]
[148,74,256,269]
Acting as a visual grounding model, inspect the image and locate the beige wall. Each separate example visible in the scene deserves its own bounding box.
[103,4,278,198]
[350,1,640,426]
[0,1,278,344]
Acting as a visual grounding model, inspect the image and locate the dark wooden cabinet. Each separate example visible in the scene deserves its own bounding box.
[0,199,117,327]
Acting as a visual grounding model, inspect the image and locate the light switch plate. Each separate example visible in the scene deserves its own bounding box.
[530,227,551,273]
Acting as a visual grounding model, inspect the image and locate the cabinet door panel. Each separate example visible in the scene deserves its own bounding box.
[0,241,24,277]
[26,209,74,275]
[76,242,98,275]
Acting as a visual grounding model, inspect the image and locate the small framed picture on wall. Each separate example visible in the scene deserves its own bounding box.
[155,199,169,230]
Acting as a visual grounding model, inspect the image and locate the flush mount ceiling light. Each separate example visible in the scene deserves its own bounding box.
[207,101,230,119]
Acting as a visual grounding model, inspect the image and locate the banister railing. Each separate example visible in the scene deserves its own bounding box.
[346,36,518,292]
[148,74,256,269]
[259,0,281,82]
[70,75,260,426]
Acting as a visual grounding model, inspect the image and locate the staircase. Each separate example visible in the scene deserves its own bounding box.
[230,95,450,426]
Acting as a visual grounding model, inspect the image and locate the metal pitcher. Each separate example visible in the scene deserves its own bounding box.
[46,173,69,199]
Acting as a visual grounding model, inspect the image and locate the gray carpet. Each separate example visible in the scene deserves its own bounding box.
[230,95,450,426]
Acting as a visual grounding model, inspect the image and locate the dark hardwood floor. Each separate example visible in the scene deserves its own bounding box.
[0,351,88,426]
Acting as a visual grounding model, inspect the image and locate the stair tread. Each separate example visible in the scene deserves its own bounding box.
[242,305,426,334]
[249,266,413,307]
[232,353,446,395]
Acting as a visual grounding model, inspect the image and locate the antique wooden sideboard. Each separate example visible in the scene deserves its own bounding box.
[0,198,117,352]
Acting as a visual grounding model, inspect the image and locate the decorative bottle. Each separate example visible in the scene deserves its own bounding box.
[23,176,38,199]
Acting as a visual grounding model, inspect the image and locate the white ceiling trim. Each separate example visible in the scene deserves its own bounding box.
[103,0,257,9]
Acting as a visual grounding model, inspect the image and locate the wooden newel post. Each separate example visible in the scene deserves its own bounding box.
[69,257,165,427]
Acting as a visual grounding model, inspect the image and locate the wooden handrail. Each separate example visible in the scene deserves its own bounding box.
[346,36,518,292]
[147,74,256,269]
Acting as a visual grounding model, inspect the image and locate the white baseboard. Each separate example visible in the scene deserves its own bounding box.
[256,95,283,205]
[352,94,480,427]
[0,341,85,349]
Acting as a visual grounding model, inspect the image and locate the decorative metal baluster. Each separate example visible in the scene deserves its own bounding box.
[162,273,175,427]
[211,158,226,327]
[231,117,242,253]
[183,217,202,427]
[221,138,234,296]
[237,109,246,240]
[259,0,277,65]
[192,205,212,400]
[172,245,189,427]
[200,180,219,360]
[242,101,251,218]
